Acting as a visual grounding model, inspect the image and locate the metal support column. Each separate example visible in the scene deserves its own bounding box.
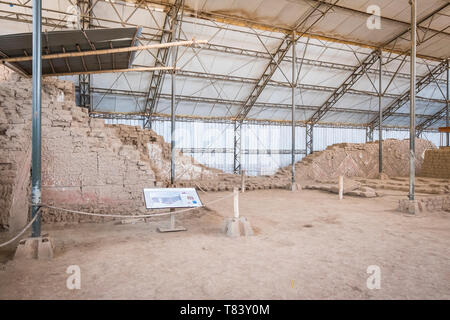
[170,27,178,185]
[306,123,313,155]
[143,0,184,129]
[409,0,417,201]
[233,121,242,174]
[31,0,42,237]
[378,51,383,173]
[291,31,296,188]
[170,59,175,185]
[366,126,374,143]
[77,0,91,111]
[447,59,449,146]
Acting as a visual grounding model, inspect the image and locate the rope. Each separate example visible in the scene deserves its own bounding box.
[194,183,206,193]
[0,210,40,248]
[0,193,234,247]
[39,192,234,219]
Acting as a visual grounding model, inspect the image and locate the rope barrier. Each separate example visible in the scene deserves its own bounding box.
[0,210,40,248]
[40,192,234,218]
[0,192,234,247]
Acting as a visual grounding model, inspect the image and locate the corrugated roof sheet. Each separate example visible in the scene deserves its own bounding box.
[0,27,141,76]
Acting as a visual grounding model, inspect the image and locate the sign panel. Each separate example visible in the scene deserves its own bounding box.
[143,188,203,209]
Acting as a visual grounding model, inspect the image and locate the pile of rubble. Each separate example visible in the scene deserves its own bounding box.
[354,176,450,195]
[275,139,435,182]
[303,178,380,198]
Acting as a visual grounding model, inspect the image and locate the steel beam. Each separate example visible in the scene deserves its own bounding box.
[169,41,445,84]
[143,0,183,129]
[307,50,380,126]
[233,0,338,172]
[416,106,447,134]
[306,2,449,152]
[409,0,416,201]
[291,31,296,188]
[234,1,338,122]
[305,123,313,155]
[179,148,306,155]
[94,111,438,132]
[448,59,450,146]
[31,0,42,237]
[87,87,437,121]
[305,50,380,153]
[366,126,374,143]
[171,69,446,103]
[151,0,446,61]
[77,0,92,111]
[233,120,242,174]
[447,58,449,146]
[378,51,383,174]
[369,60,447,129]
[415,61,449,135]
[170,44,176,184]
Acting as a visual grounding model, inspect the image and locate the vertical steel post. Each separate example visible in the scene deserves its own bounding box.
[306,124,313,155]
[170,59,175,185]
[31,0,42,237]
[378,51,383,173]
[78,0,91,112]
[446,59,449,146]
[170,20,178,185]
[409,0,416,201]
[291,31,296,188]
[233,121,242,174]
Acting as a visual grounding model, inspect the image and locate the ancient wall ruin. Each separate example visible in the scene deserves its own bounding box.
[0,65,441,230]
[0,66,227,230]
[0,69,32,231]
[420,147,450,179]
[275,139,435,182]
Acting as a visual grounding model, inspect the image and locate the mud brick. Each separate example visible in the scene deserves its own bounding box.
[51,120,71,127]
[80,186,100,204]
[89,118,105,128]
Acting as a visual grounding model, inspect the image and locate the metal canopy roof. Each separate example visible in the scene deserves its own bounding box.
[0,27,141,76]
[0,0,448,130]
[175,0,450,60]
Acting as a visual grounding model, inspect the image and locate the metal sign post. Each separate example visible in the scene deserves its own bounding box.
[159,208,186,233]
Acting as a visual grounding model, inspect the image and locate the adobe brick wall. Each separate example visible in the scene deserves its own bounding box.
[108,124,223,183]
[0,66,292,230]
[275,139,436,181]
[420,147,450,179]
[0,66,225,229]
[0,68,32,231]
[1,65,442,230]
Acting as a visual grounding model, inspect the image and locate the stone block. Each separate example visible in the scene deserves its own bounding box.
[14,236,54,260]
[224,216,254,237]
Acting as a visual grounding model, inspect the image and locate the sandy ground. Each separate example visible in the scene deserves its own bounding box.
[0,188,449,299]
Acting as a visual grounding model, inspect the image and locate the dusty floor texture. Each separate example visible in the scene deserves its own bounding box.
[0,188,449,300]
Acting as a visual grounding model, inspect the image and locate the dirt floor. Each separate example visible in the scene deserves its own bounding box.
[0,188,449,299]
